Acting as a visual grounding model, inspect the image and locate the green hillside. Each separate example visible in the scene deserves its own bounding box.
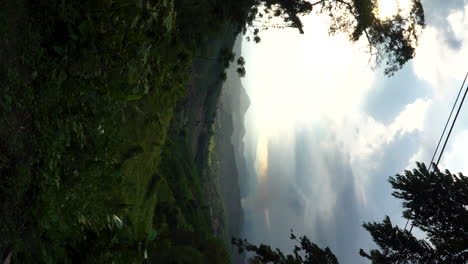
[0,0,251,262]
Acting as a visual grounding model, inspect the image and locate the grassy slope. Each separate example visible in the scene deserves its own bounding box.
[0,0,251,262]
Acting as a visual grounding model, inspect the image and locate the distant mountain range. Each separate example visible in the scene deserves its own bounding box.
[216,36,252,264]
[220,37,252,199]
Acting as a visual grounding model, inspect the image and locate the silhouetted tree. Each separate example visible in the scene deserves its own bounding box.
[360,162,468,263]
[232,231,339,264]
[360,216,437,264]
[243,0,426,76]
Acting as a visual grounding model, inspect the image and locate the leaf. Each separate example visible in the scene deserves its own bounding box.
[58,70,67,85]
[112,214,124,229]
[125,94,143,101]
[79,21,90,35]
[147,229,157,241]
[136,0,143,8]
[163,13,173,32]
[131,15,140,29]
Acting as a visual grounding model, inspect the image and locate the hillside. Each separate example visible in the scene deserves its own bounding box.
[0,0,252,262]
[210,36,252,264]
[222,39,252,200]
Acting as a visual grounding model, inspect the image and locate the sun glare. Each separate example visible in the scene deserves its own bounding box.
[376,0,413,20]
[255,135,269,184]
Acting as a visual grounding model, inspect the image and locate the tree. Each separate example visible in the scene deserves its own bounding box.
[232,231,339,264]
[236,56,247,77]
[360,216,437,264]
[360,162,468,263]
[243,0,425,76]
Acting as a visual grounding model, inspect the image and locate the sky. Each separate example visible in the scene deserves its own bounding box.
[238,0,468,263]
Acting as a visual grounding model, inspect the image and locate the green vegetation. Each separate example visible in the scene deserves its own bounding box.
[147,137,229,263]
[360,162,468,263]
[232,233,339,264]
[0,0,247,262]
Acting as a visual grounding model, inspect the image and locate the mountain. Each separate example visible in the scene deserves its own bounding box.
[215,36,252,264]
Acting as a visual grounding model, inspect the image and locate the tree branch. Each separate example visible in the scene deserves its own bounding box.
[334,0,354,12]
[311,0,326,7]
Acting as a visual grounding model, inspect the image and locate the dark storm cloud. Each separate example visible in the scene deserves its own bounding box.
[363,64,430,124]
[422,0,466,50]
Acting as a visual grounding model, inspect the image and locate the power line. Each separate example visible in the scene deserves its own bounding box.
[401,72,468,248]
[436,74,468,166]
[397,73,468,264]
[429,72,468,169]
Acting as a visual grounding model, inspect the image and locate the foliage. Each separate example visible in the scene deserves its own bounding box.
[360,162,468,263]
[236,56,247,77]
[148,137,230,264]
[360,216,437,264]
[0,0,236,262]
[232,231,339,264]
[242,0,426,76]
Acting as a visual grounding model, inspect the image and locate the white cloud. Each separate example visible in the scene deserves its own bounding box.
[413,4,468,97]
[342,98,431,204]
[406,149,424,170]
[439,130,468,173]
[404,3,468,176]
[390,98,432,136]
[447,5,468,41]
[242,14,375,142]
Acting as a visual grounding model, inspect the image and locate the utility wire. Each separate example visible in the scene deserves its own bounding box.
[429,72,468,169]
[436,74,468,166]
[397,73,468,264]
[401,73,468,246]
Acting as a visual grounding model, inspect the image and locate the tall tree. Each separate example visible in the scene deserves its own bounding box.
[243,0,425,76]
[361,162,468,263]
[232,231,339,264]
[360,216,437,264]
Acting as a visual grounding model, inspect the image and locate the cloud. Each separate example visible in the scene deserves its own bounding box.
[241,106,430,262]
[287,184,307,217]
[241,13,376,140]
[326,98,431,205]
[404,3,468,174]
[439,129,468,173]
[239,3,468,264]
[363,64,430,125]
[422,0,467,50]
[242,128,368,263]
[413,4,468,95]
